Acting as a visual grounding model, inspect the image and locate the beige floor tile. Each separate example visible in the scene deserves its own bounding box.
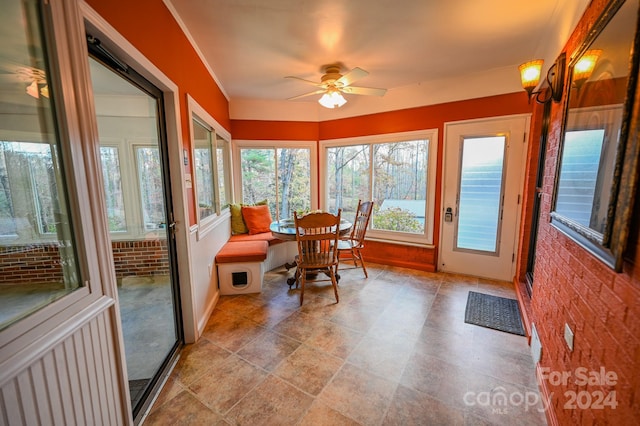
[171,339,230,386]
[189,354,267,414]
[201,310,265,352]
[274,344,343,396]
[226,375,314,426]
[383,385,465,426]
[305,320,364,359]
[237,329,301,371]
[299,400,361,425]
[347,332,418,382]
[143,390,226,425]
[319,363,397,425]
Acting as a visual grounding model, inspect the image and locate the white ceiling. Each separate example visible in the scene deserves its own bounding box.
[165,0,590,119]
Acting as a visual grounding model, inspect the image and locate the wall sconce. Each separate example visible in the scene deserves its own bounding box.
[318,89,347,108]
[573,49,602,90]
[519,52,566,104]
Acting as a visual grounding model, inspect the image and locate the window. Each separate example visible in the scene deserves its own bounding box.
[0,0,82,330]
[235,141,316,221]
[189,111,232,233]
[193,119,216,221]
[323,130,438,244]
[100,146,127,232]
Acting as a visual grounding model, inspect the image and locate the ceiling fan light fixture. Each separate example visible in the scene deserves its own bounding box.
[26,80,39,99]
[318,90,346,108]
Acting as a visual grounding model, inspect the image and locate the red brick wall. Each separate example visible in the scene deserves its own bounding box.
[0,240,169,284]
[111,240,170,279]
[531,0,640,423]
[0,244,63,284]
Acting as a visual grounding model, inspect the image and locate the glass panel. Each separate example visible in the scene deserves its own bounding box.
[240,147,311,220]
[136,147,164,231]
[277,148,310,219]
[372,140,428,234]
[89,56,178,412]
[241,148,276,216]
[0,0,81,330]
[555,129,606,231]
[216,134,230,210]
[100,146,127,232]
[193,120,215,220]
[456,136,506,252]
[326,145,370,222]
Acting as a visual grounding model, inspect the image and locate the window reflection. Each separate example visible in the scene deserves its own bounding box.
[0,0,81,330]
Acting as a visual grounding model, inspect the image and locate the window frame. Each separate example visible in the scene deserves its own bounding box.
[187,95,232,240]
[233,140,319,219]
[320,129,438,246]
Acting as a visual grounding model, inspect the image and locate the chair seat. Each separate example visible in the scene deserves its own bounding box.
[336,239,357,250]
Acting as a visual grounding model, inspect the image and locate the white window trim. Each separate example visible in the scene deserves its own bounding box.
[233,140,319,214]
[320,129,438,246]
[187,95,232,240]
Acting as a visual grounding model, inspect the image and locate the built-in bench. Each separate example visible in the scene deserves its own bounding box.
[215,232,296,295]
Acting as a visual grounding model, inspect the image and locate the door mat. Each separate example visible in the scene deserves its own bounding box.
[464,291,525,336]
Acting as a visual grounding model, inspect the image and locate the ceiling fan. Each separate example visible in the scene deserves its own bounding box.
[286,63,387,108]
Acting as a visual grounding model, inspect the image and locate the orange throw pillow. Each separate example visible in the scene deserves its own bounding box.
[241,204,273,235]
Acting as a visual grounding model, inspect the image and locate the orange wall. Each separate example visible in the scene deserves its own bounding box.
[86,0,230,225]
[232,93,532,271]
[530,0,640,424]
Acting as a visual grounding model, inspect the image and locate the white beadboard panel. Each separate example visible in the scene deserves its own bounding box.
[0,309,127,425]
[189,216,229,341]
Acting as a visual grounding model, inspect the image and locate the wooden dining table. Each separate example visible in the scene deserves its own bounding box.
[270,218,352,287]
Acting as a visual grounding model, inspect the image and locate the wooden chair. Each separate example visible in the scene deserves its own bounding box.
[336,200,374,278]
[293,209,342,306]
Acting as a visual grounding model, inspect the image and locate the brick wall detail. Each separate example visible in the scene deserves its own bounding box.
[0,239,170,284]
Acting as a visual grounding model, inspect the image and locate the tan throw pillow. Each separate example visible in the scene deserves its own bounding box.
[230,203,248,234]
[241,204,273,235]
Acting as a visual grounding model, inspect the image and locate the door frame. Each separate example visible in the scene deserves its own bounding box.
[438,114,530,281]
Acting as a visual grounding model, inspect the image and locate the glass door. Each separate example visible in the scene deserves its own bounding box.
[440,116,528,281]
[87,42,182,418]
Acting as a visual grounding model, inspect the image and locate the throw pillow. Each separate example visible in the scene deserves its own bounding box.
[230,203,248,234]
[242,204,273,235]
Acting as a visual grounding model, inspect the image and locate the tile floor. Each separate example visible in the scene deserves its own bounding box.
[144,264,547,425]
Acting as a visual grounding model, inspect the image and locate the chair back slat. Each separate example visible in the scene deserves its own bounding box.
[349,200,374,245]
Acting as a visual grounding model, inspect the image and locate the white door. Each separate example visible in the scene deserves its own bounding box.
[439,116,529,281]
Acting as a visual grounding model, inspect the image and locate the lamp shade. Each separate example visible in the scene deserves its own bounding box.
[518,60,544,95]
[318,90,347,108]
[26,80,39,99]
[573,49,602,88]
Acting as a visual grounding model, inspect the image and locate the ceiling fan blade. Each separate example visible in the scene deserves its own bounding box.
[287,89,326,100]
[285,76,323,87]
[336,67,369,87]
[341,86,387,96]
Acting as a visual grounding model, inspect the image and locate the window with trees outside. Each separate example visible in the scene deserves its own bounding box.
[236,142,315,221]
[323,130,438,244]
[188,97,232,238]
[192,116,231,226]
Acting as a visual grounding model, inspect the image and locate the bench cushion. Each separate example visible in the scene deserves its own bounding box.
[215,241,268,263]
[229,232,284,246]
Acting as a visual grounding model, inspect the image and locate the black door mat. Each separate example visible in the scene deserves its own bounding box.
[464,291,525,336]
